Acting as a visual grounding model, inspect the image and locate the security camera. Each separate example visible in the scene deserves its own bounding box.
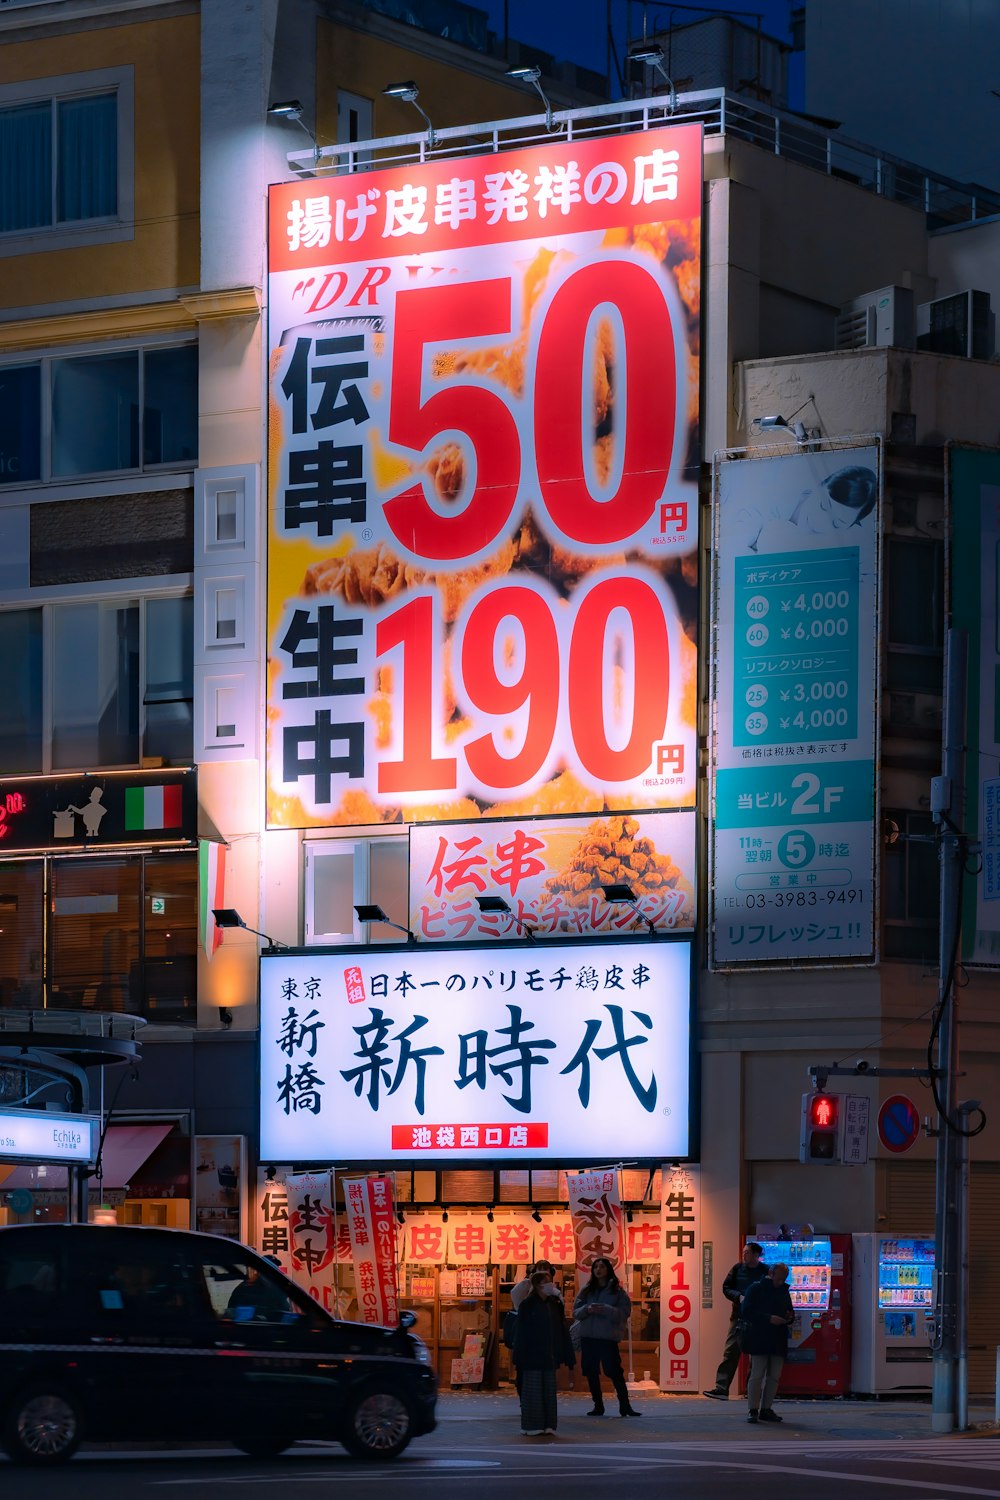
[855,1059,870,1073]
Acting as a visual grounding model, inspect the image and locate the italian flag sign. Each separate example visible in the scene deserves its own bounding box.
[199,839,227,960]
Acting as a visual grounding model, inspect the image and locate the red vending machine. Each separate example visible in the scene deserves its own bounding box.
[754,1232,852,1396]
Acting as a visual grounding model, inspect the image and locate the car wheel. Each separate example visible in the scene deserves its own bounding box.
[232,1433,294,1458]
[2,1386,83,1466]
[341,1388,413,1460]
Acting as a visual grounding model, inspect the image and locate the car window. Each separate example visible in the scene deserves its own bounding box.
[0,1247,61,1325]
[195,1253,321,1328]
[74,1237,202,1329]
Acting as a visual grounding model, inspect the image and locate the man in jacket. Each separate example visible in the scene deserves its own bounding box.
[703,1241,767,1399]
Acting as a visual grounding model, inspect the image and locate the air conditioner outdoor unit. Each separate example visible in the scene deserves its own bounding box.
[835,286,914,350]
[916,289,993,359]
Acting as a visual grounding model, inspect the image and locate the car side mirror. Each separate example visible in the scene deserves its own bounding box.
[399,1310,416,1330]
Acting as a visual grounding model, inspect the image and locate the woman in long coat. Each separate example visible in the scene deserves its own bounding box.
[511,1269,575,1435]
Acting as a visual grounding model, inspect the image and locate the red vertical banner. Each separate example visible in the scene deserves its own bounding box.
[659,1163,699,1392]
[344,1174,400,1327]
[567,1168,626,1283]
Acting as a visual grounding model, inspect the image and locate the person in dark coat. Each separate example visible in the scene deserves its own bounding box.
[572,1257,640,1417]
[511,1269,575,1435]
[741,1262,794,1424]
[703,1241,768,1399]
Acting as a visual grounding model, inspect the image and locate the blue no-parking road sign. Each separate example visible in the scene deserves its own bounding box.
[877,1094,920,1153]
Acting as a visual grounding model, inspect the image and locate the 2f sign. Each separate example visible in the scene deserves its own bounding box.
[791,773,843,815]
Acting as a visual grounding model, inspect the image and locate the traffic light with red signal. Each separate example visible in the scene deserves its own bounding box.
[799,1091,841,1163]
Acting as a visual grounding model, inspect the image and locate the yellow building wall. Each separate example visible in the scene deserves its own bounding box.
[2,13,200,313]
[317,18,551,147]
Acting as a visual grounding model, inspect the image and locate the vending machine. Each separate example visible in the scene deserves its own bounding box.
[754,1233,852,1395]
[851,1235,935,1393]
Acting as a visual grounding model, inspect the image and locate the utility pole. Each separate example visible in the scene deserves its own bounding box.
[930,628,968,1433]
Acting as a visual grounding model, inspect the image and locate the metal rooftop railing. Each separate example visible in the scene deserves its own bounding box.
[288,88,1000,230]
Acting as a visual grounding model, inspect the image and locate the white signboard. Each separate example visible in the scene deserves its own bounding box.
[0,1109,98,1166]
[660,1162,699,1391]
[260,939,691,1164]
[710,446,880,965]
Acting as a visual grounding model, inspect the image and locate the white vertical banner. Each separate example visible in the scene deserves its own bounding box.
[343,1175,400,1326]
[255,1168,345,1315]
[660,1163,699,1391]
[710,446,880,966]
[567,1168,626,1282]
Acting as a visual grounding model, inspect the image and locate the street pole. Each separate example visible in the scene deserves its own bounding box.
[930,628,967,1433]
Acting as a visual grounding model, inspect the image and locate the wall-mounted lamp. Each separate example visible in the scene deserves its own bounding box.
[218,1006,234,1029]
[382,81,435,150]
[627,42,677,115]
[397,1207,406,1226]
[505,65,555,131]
[601,882,656,936]
[751,414,809,443]
[441,1208,450,1223]
[531,1207,542,1223]
[212,908,287,953]
[266,99,321,166]
[487,1207,495,1223]
[265,1165,277,1181]
[355,903,416,944]
[475,894,536,941]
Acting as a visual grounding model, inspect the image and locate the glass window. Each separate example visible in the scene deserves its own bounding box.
[56,93,117,222]
[196,1254,315,1328]
[51,600,139,770]
[0,609,42,773]
[144,597,193,764]
[142,854,196,1023]
[51,351,139,477]
[0,861,44,1010]
[0,364,41,485]
[371,840,408,942]
[50,857,140,1012]
[0,102,52,233]
[144,346,198,466]
[883,810,939,961]
[305,837,409,945]
[886,538,944,649]
[306,842,357,942]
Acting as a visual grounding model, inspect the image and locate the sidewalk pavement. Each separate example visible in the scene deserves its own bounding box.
[436,1388,1000,1443]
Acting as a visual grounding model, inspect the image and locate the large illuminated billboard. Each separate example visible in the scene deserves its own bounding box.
[266,124,702,829]
[259,938,693,1165]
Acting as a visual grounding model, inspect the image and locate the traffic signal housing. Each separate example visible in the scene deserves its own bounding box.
[800,1091,841,1163]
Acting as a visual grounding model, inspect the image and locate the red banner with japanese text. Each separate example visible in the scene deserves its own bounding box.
[266,124,701,828]
[344,1174,400,1326]
[659,1163,699,1391]
[567,1167,626,1282]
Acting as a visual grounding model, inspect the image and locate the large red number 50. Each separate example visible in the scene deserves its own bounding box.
[535,260,677,546]
[383,280,521,562]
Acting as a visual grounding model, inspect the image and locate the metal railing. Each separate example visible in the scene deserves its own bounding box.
[289,87,1000,230]
[0,1008,146,1041]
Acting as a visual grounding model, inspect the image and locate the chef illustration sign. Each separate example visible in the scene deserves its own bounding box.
[259,939,692,1163]
[266,124,702,829]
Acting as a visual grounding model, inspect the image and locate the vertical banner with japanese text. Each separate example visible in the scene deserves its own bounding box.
[710,446,880,965]
[660,1163,699,1391]
[266,125,701,831]
[255,1169,347,1314]
[951,447,1000,966]
[567,1168,626,1281]
[344,1175,400,1326]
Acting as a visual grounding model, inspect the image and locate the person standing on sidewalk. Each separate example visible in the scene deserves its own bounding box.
[509,1259,562,1396]
[511,1269,575,1436]
[742,1262,794,1424]
[572,1257,640,1418]
[703,1241,768,1400]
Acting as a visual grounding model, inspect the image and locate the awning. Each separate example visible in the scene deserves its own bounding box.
[2,1122,173,1191]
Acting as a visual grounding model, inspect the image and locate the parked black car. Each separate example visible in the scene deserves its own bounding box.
[0,1223,437,1465]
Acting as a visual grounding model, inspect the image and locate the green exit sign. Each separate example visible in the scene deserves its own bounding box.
[151,897,166,915]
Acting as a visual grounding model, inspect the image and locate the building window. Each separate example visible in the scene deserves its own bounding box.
[0,90,116,233]
[305,837,408,944]
[885,536,944,694]
[883,809,939,961]
[0,594,192,775]
[0,852,197,1024]
[0,68,132,253]
[0,343,197,488]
